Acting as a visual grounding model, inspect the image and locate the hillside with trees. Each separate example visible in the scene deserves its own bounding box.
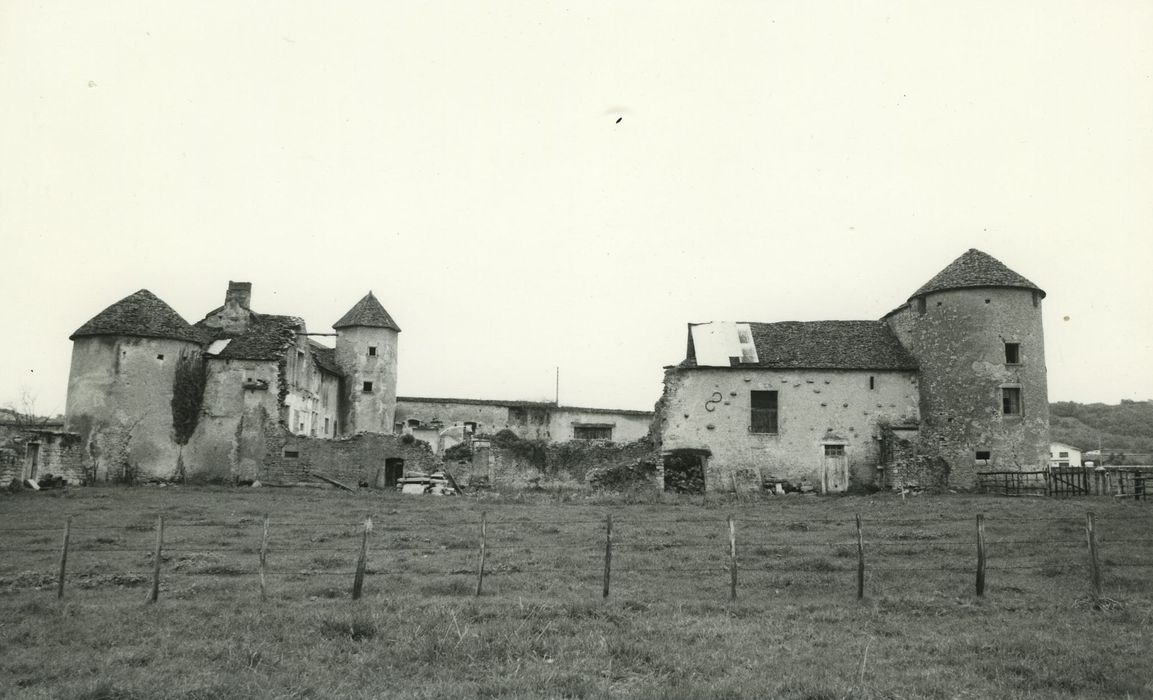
[1049,400,1153,453]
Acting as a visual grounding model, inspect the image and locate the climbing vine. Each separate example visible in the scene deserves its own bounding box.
[171,351,206,445]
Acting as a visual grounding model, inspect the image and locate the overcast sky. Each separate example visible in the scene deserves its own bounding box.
[2,2,1151,416]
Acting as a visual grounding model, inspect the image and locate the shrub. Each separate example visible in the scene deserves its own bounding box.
[443,442,473,461]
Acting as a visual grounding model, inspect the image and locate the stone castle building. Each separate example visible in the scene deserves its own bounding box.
[63,282,433,484]
[655,249,1050,492]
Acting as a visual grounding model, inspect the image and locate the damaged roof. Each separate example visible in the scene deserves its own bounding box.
[333,292,401,331]
[197,314,303,361]
[910,248,1045,300]
[682,320,918,371]
[70,289,202,343]
[308,340,341,375]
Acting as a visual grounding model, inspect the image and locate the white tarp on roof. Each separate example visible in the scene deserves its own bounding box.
[206,338,232,355]
[691,322,759,366]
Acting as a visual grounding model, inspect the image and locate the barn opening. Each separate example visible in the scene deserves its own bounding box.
[384,458,405,488]
[663,449,708,494]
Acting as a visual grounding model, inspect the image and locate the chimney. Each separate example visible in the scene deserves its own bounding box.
[225,281,252,309]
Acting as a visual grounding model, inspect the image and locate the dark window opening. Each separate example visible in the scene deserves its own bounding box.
[463,421,478,434]
[384,458,404,488]
[1004,342,1020,364]
[574,425,613,440]
[868,376,875,390]
[824,444,845,457]
[975,450,991,462]
[916,297,926,314]
[985,298,991,304]
[1059,451,1069,458]
[1001,388,1022,416]
[750,390,779,434]
[283,450,299,458]
[368,346,377,356]
[362,381,374,392]
[156,354,164,360]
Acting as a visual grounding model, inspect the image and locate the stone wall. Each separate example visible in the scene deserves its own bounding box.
[885,286,1050,487]
[656,366,920,492]
[262,429,439,486]
[449,439,658,490]
[0,426,85,486]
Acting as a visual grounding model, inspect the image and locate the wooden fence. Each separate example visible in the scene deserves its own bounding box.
[977,466,1150,498]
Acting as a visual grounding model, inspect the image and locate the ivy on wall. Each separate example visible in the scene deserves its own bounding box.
[171,351,206,445]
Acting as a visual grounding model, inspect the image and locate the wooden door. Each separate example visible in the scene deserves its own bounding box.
[822,444,848,493]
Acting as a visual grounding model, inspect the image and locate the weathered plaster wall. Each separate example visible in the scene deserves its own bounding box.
[885,287,1049,486]
[65,336,201,482]
[334,327,398,436]
[284,338,340,438]
[657,367,920,491]
[262,429,438,485]
[548,409,653,443]
[395,399,553,445]
[182,358,281,482]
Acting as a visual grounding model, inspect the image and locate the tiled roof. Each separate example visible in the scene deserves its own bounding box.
[910,249,1044,299]
[70,290,201,343]
[198,314,302,361]
[333,292,401,331]
[308,340,341,375]
[682,320,918,371]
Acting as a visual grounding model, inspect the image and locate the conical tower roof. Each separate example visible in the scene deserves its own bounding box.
[70,289,202,343]
[910,249,1045,300]
[332,291,401,331]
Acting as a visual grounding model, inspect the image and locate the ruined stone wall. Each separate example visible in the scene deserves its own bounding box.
[182,358,280,483]
[334,326,398,436]
[395,400,551,441]
[65,335,202,482]
[885,287,1049,487]
[452,440,657,490]
[0,428,84,485]
[261,430,438,486]
[657,367,920,491]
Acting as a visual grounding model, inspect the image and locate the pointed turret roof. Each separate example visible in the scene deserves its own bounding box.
[910,249,1045,300]
[332,292,401,331]
[70,289,201,343]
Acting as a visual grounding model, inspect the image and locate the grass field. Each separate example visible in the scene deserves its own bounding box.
[1,485,1151,699]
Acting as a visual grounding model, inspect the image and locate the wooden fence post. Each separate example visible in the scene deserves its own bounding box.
[975,514,986,597]
[602,513,612,599]
[149,515,164,604]
[855,514,865,601]
[259,515,269,602]
[728,515,737,601]
[57,515,72,600]
[352,516,371,601]
[476,511,487,597]
[1085,511,1102,598]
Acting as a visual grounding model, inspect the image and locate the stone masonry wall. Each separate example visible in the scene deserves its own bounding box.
[262,429,439,486]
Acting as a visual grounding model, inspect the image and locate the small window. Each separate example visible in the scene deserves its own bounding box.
[324,417,330,434]
[1004,342,1020,365]
[750,391,779,434]
[1058,461,1069,467]
[156,354,165,360]
[573,425,613,440]
[464,421,478,434]
[368,346,377,356]
[868,376,875,390]
[362,381,374,392]
[1058,451,1069,458]
[976,450,991,462]
[283,450,299,458]
[824,444,845,457]
[916,297,926,314]
[1001,388,1022,416]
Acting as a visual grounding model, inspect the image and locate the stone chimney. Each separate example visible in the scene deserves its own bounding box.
[225,281,252,309]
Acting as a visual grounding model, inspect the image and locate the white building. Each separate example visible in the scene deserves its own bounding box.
[1049,442,1082,468]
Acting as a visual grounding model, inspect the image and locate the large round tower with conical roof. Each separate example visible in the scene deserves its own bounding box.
[884,249,1050,486]
[333,292,400,435]
[65,289,204,482]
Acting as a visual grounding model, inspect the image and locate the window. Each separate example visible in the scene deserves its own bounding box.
[750,391,778,434]
[915,297,926,314]
[976,450,991,462]
[324,417,330,435]
[156,354,164,360]
[824,444,845,457]
[1004,342,1020,365]
[283,450,299,458]
[868,376,875,390]
[1059,451,1069,458]
[464,421,478,434]
[368,346,377,356]
[574,425,613,440]
[362,381,374,392]
[1001,388,1022,416]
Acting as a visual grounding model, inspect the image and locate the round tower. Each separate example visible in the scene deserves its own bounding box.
[884,249,1050,487]
[65,289,204,482]
[333,292,400,435]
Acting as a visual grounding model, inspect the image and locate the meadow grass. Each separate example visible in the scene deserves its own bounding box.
[1,485,1150,698]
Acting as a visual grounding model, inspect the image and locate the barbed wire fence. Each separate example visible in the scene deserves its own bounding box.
[1,510,1151,604]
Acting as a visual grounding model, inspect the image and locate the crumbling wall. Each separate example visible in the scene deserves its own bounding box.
[880,428,949,490]
[454,439,658,490]
[0,428,84,486]
[262,429,439,486]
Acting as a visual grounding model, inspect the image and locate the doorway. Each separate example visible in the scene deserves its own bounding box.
[26,443,41,481]
[822,444,848,493]
[663,450,707,494]
[384,458,405,488]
